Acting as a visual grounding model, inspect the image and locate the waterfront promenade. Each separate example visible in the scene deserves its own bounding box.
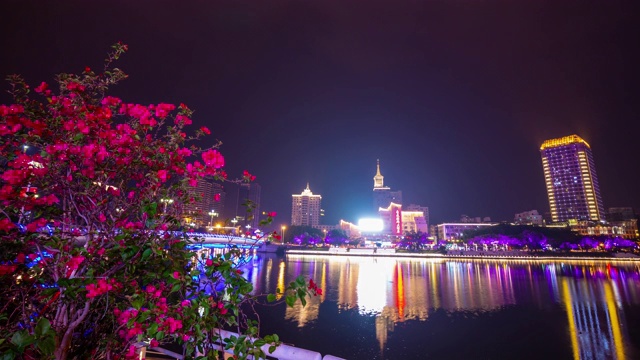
[285,247,640,262]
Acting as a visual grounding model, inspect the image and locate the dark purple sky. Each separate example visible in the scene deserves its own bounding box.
[2,1,639,226]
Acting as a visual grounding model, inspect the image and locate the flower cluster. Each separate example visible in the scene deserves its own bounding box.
[308,279,323,296]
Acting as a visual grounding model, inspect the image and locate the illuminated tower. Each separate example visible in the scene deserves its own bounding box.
[373,160,402,210]
[540,135,604,222]
[291,183,322,226]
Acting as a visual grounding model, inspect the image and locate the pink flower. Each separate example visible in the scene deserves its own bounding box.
[174,114,192,125]
[181,300,190,307]
[35,82,48,93]
[205,259,213,266]
[173,271,180,279]
[0,218,16,231]
[214,193,221,202]
[97,248,106,256]
[182,334,190,341]
[157,170,168,182]
[155,103,175,119]
[200,126,211,135]
[202,149,224,169]
[99,213,107,222]
[150,339,159,348]
[267,211,277,217]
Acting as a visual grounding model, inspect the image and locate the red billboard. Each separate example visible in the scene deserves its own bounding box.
[391,204,402,235]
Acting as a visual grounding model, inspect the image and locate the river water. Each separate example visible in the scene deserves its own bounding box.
[241,253,640,360]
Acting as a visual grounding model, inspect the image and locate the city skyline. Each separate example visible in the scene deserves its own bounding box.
[1,1,639,225]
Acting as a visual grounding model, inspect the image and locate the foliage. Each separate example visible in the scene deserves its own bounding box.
[0,43,319,360]
[399,231,430,250]
[324,229,348,245]
[283,225,323,245]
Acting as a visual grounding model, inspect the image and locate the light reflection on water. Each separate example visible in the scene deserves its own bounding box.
[245,255,640,359]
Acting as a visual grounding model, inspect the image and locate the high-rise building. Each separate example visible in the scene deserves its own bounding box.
[291,183,322,226]
[540,135,604,222]
[183,180,225,227]
[373,160,402,210]
[239,183,261,229]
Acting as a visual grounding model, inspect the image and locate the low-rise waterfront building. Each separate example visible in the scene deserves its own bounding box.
[339,220,361,238]
[514,210,544,226]
[437,222,498,242]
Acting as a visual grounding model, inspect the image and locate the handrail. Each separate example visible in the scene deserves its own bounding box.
[135,329,346,360]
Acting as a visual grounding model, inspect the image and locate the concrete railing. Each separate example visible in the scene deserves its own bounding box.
[136,329,346,360]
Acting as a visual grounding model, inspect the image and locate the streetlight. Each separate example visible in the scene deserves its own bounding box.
[161,198,174,212]
[281,225,286,243]
[208,210,218,227]
[231,218,238,235]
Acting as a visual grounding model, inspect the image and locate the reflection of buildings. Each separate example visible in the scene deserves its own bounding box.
[269,256,638,359]
[540,135,604,222]
[291,183,322,226]
[561,278,628,360]
[373,160,402,211]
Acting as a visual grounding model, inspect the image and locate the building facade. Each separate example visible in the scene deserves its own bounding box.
[291,183,322,226]
[239,183,261,229]
[540,135,604,222]
[378,202,403,236]
[571,220,639,239]
[514,210,544,226]
[373,159,402,211]
[436,223,497,242]
[405,204,429,231]
[183,180,225,227]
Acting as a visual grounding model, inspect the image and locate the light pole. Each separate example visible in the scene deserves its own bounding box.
[208,210,218,227]
[161,198,174,213]
[281,225,286,244]
[231,218,238,235]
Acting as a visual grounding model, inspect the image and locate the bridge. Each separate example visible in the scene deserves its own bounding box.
[184,232,265,249]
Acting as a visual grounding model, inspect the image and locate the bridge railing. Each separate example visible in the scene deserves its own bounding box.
[135,329,346,360]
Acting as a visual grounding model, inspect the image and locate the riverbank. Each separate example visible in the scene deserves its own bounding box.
[285,248,640,262]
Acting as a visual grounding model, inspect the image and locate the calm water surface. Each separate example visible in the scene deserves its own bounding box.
[241,254,640,360]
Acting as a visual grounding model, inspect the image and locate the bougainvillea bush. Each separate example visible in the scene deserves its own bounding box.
[0,43,316,360]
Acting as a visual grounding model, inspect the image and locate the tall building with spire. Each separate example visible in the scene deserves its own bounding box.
[540,135,604,222]
[373,160,402,211]
[291,183,322,226]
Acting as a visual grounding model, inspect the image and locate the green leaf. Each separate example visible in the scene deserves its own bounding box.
[268,345,277,354]
[148,322,158,335]
[266,294,276,302]
[142,248,152,260]
[11,331,34,349]
[254,339,266,347]
[37,336,55,355]
[34,318,51,337]
[285,295,295,308]
[131,296,144,310]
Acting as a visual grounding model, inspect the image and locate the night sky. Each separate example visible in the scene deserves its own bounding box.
[2,1,639,227]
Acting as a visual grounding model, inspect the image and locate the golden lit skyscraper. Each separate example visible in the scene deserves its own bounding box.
[540,135,604,222]
[291,183,322,226]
